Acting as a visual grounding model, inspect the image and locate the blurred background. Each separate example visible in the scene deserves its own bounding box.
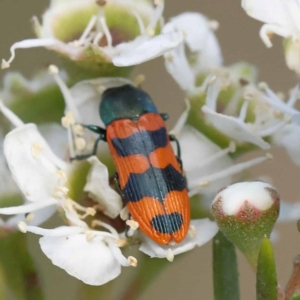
[0,0,299,299]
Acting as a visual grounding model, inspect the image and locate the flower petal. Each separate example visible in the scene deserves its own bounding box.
[112,31,183,67]
[69,77,132,125]
[39,233,121,285]
[272,124,300,166]
[139,219,218,258]
[84,156,122,218]
[202,105,270,149]
[4,124,67,202]
[178,125,233,192]
[242,0,299,34]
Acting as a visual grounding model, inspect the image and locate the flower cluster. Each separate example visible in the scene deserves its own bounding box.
[0,0,300,294]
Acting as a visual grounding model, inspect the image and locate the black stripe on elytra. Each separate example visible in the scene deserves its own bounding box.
[150,213,183,234]
[112,127,168,157]
[122,164,186,204]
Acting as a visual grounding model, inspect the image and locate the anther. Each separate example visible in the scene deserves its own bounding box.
[18,221,27,233]
[258,82,268,91]
[31,142,43,158]
[266,153,273,161]
[61,112,75,128]
[86,232,95,242]
[115,239,127,247]
[199,180,211,188]
[25,213,35,223]
[126,220,139,230]
[166,249,174,262]
[128,256,138,267]
[188,225,196,238]
[120,207,129,221]
[208,20,219,31]
[1,59,10,69]
[229,141,236,153]
[134,74,146,87]
[48,64,59,75]
[73,124,85,136]
[75,137,86,151]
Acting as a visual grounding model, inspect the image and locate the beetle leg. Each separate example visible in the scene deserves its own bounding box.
[125,214,133,238]
[82,125,107,141]
[70,134,105,161]
[160,113,169,121]
[169,134,183,170]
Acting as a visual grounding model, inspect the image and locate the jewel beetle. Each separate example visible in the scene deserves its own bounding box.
[75,84,190,245]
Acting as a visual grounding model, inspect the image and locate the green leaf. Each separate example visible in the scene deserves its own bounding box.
[0,232,44,300]
[291,295,300,300]
[256,237,277,300]
[213,231,240,300]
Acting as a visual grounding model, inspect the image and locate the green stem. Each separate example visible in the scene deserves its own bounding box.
[213,231,240,300]
[256,237,277,300]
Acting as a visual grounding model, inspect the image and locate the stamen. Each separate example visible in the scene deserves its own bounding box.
[147,0,164,34]
[93,32,104,45]
[189,154,272,197]
[98,8,112,48]
[166,249,174,262]
[55,170,67,184]
[75,137,86,151]
[92,220,119,238]
[208,20,219,31]
[287,85,299,107]
[53,186,69,199]
[170,98,191,137]
[0,101,24,127]
[61,112,75,128]
[238,100,249,122]
[206,79,220,111]
[192,141,236,172]
[126,220,139,230]
[0,198,57,215]
[259,120,288,137]
[120,206,129,221]
[115,239,127,247]
[18,221,27,233]
[132,11,146,35]
[48,65,81,122]
[134,74,146,87]
[25,213,35,223]
[79,207,96,220]
[86,232,96,242]
[128,256,138,267]
[1,38,57,69]
[31,142,43,158]
[73,124,85,136]
[77,15,97,45]
[188,225,196,238]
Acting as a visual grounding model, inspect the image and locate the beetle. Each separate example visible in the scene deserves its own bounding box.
[74,84,190,245]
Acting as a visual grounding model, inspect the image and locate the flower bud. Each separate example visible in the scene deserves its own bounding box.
[211,181,280,269]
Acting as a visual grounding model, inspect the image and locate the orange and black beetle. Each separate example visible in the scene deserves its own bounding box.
[77,84,190,245]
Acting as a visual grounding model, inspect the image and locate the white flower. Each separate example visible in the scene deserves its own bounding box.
[139,219,218,260]
[2,0,182,69]
[0,102,121,223]
[202,78,286,149]
[18,202,134,285]
[242,0,300,47]
[242,0,300,73]
[260,83,300,165]
[163,12,222,93]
